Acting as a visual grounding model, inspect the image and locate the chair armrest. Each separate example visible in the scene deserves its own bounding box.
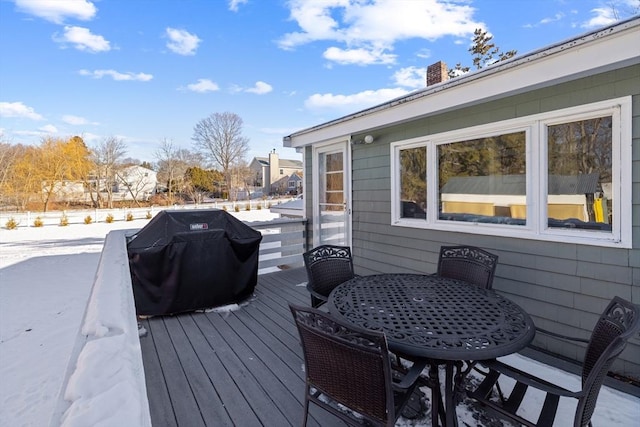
[481,359,583,399]
[393,358,428,390]
[305,284,329,302]
[535,327,590,344]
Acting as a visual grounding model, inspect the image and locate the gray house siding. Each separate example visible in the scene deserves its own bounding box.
[343,65,640,377]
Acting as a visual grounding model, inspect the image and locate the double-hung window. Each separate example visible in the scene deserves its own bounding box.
[390,97,631,248]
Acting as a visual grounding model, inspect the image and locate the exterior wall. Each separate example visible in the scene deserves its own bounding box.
[349,65,640,378]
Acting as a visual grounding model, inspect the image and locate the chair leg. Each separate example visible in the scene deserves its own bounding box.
[310,295,325,308]
[302,391,311,427]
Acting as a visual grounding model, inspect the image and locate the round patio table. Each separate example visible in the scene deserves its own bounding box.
[327,273,535,427]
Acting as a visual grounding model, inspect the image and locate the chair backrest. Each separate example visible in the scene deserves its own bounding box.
[437,245,498,289]
[303,245,355,298]
[289,304,395,426]
[577,296,640,426]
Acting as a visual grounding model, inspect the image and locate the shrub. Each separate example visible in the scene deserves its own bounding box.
[234,205,240,212]
[146,211,152,219]
[222,205,228,211]
[126,212,134,221]
[245,203,251,211]
[84,215,93,224]
[33,216,44,227]
[5,217,18,230]
[257,204,262,210]
[105,213,115,223]
[59,214,69,226]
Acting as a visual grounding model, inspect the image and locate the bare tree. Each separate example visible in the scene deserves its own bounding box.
[607,0,640,19]
[192,112,250,201]
[0,140,21,207]
[155,138,203,204]
[92,136,127,208]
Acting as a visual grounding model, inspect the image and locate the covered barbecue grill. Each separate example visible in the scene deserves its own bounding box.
[127,209,262,316]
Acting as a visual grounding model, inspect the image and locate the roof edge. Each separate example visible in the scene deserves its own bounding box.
[283,16,640,146]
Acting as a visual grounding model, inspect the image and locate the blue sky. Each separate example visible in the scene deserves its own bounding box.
[1,0,637,164]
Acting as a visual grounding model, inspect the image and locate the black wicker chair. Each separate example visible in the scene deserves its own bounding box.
[437,245,498,289]
[467,296,640,427]
[303,245,355,308]
[289,304,428,427]
[408,245,498,422]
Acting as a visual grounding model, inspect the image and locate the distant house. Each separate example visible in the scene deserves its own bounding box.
[249,150,303,195]
[283,18,640,378]
[51,165,158,203]
[113,165,158,201]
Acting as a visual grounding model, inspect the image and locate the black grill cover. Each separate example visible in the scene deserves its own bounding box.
[127,209,262,315]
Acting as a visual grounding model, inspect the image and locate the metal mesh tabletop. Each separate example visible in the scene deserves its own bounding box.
[328,274,535,361]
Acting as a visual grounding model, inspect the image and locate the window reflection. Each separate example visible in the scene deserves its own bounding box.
[399,147,426,218]
[438,132,526,225]
[547,117,612,231]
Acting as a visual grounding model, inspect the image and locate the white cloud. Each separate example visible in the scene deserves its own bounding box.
[245,81,273,94]
[228,0,248,12]
[539,13,565,25]
[54,26,111,53]
[0,102,44,120]
[14,0,97,24]
[278,0,481,66]
[39,124,58,133]
[62,115,93,125]
[392,66,426,89]
[79,69,153,81]
[14,129,49,137]
[165,28,201,55]
[581,7,618,29]
[186,79,220,93]
[305,87,410,112]
[415,48,431,59]
[230,81,274,95]
[323,46,395,65]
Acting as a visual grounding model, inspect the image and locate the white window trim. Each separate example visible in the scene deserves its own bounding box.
[390,96,632,248]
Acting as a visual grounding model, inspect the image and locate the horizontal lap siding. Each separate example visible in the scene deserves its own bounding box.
[349,65,640,378]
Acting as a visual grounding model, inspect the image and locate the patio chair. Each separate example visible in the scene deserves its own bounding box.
[303,244,355,308]
[437,245,498,289]
[467,296,640,427]
[289,304,428,427]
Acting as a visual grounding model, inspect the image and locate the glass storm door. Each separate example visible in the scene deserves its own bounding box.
[314,142,351,247]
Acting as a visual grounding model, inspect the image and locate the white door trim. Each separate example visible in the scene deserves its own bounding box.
[312,139,352,248]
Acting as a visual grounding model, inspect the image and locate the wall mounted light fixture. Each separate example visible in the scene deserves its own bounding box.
[351,134,376,145]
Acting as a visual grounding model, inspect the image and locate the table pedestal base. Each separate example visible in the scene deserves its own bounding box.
[424,361,469,427]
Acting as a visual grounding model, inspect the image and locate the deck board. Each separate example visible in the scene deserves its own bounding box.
[139,268,346,427]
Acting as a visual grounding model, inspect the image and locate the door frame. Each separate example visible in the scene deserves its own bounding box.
[311,138,352,248]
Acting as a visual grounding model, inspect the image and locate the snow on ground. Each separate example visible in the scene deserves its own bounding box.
[0,208,638,426]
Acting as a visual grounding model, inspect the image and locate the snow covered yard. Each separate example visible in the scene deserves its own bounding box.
[1,209,638,426]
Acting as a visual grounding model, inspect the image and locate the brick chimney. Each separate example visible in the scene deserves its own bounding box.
[426,61,449,86]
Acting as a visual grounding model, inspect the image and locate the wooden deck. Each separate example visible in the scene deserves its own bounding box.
[138,267,347,427]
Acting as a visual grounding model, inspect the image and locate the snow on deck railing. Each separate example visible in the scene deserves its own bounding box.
[50,229,151,427]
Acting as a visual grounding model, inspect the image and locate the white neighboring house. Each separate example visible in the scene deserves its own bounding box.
[112,165,158,201]
[50,165,158,203]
